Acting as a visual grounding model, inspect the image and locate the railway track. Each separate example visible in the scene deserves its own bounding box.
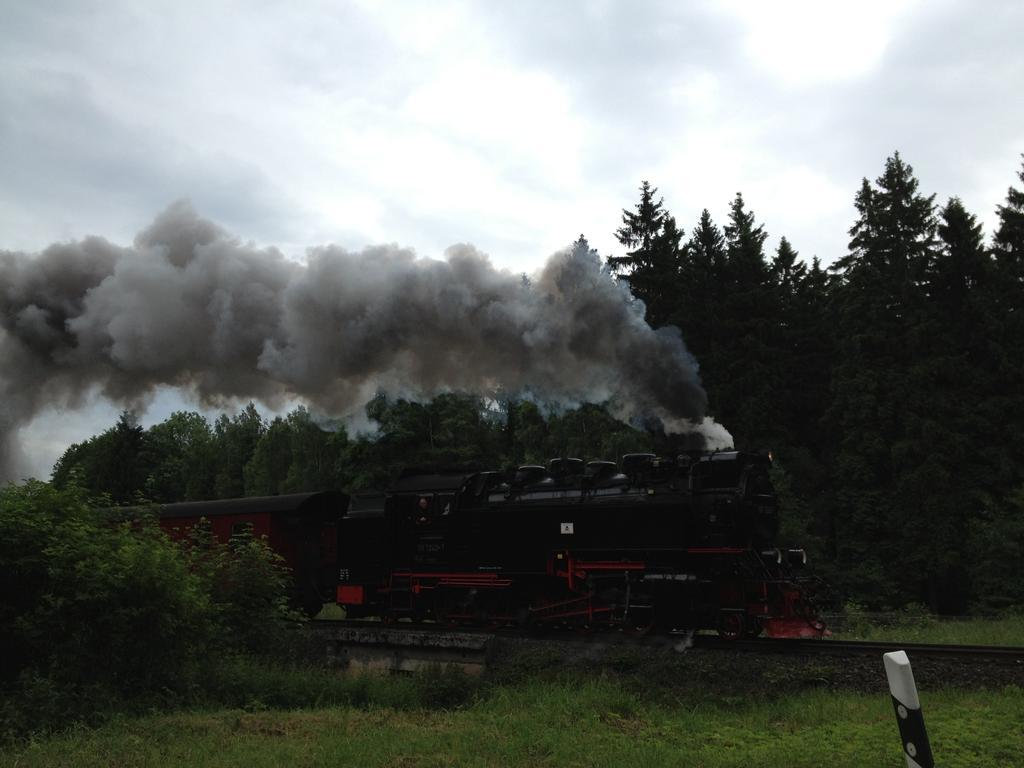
[309,619,1024,661]
[692,635,1024,660]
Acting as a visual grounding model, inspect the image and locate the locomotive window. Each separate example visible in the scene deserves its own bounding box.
[409,494,455,517]
[405,495,433,523]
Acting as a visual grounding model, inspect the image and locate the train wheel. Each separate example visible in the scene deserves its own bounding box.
[717,610,746,641]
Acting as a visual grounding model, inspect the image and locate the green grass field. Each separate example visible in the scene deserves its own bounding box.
[5,612,1022,766]
[828,611,1024,646]
[4,681,1022,768]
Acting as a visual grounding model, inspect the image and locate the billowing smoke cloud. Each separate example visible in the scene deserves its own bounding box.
[0,201,730,480]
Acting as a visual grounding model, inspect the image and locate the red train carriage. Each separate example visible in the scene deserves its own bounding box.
[155,492,347,616]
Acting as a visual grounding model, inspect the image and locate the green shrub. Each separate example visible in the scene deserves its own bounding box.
[967,489,1024,613]
[181,522,305,659]
[0,481,305,737]
[41,513,215,692]
[1,483,215,726]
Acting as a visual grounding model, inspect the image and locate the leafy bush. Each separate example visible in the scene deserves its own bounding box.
[0,481,303,737]
[182,522,305,658]
[967,489,1024,613]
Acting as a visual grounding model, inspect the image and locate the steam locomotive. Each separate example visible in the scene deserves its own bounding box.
[337,451,827,639]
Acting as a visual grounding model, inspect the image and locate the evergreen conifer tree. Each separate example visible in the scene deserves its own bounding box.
[892,197,996,611]
[675,209,727,375]
[716,194,780,446]
[610,180,667,276]
[993,155,1024,282]
[610,182,681,326]
[827,152,940,607]
[989,157,1024,489]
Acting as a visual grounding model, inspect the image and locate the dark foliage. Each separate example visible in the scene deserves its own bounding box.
[611,155,1024,613]
[0,481,302,736]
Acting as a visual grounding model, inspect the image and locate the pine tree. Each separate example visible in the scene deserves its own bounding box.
[771,248,834,572]
[610,182,681,326]
[771,239,828,450]
[988,156,1024,492]
[771,237,806,298]
[610,181,668,276]
[714,194,780,447]
[842,153,936,301]
[674,209,727,367]
[891,197,995,611]
[993,155,1024,284]
[685,208,728,295]
[827,152,939,607]
[933,198,990,314]
[724,192,769,287]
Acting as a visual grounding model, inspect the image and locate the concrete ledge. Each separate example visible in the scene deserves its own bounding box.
[317,624,494,675]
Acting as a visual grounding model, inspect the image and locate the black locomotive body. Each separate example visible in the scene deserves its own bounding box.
[336,451,825,638]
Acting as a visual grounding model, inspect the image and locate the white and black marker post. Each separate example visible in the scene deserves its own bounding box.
[883,650,935,768]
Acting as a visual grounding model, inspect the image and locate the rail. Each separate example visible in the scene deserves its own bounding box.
[692,635,1024,660]
[310,620,1024,661]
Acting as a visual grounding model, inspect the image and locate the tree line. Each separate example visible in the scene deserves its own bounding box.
[52,398,653,506]
[49,152,1024,615]
[609,152,1024,615]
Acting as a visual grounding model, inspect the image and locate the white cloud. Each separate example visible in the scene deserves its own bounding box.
[720,0,921,87]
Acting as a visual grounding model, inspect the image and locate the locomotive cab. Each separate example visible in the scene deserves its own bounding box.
[689,451,778,546]
[388,471,471,570]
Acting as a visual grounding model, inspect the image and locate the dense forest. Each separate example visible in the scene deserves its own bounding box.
[49,152,1024,615]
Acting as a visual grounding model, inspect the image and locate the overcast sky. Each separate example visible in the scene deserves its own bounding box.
[3,0,1023,478]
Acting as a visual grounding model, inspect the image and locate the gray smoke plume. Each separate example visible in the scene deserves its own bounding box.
[0,201,730,480]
